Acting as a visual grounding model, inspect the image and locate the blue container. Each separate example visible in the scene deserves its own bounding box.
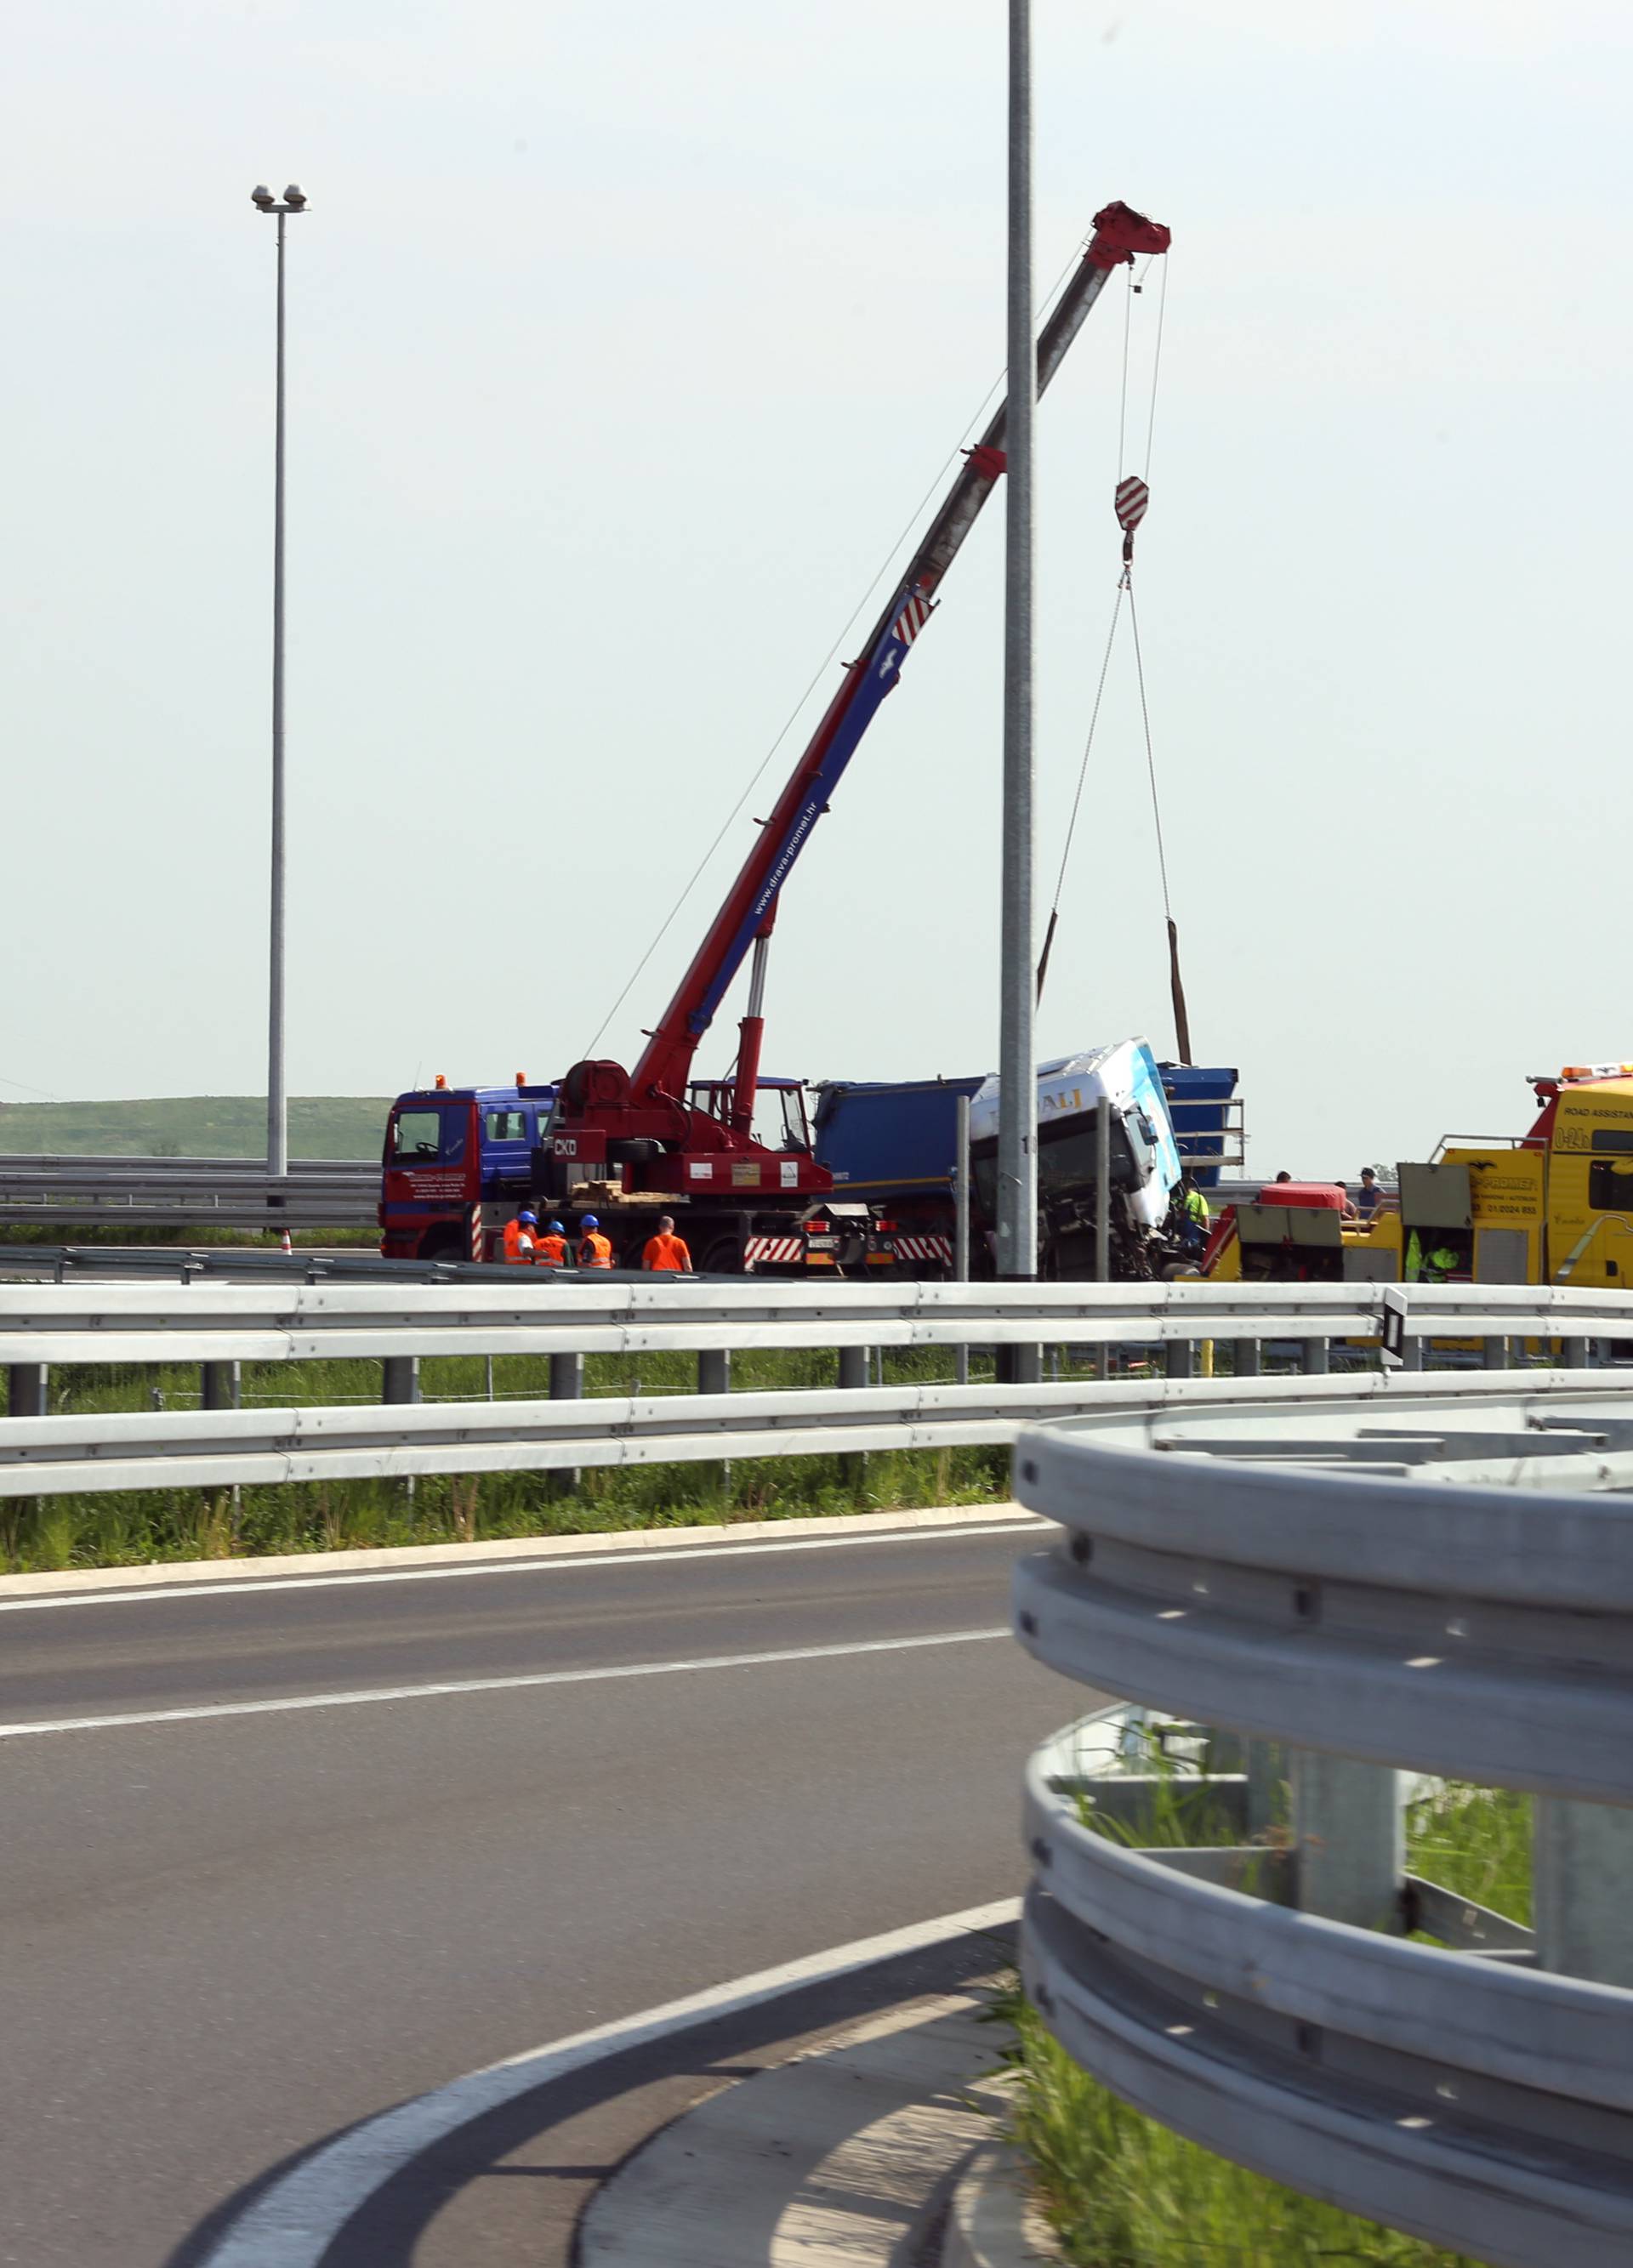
[1158,1063,1239,1189]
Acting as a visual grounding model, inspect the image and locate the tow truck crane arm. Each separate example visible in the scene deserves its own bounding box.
[560,201,1169,1177]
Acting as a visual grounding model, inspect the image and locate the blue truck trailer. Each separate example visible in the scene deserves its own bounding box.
[809,1043,1240,1280]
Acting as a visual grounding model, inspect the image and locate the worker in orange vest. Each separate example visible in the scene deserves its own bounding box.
[502,1208,538,1265]
[641,1214,692,1272]
[533,1218,569,1268]
[578,1214,614,1269]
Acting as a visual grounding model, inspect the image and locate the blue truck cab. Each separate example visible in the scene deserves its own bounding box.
[379,1079,559,1261]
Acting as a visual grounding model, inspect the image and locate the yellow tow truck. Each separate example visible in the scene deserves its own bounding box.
[1203,1064,1633,1289]
[1367,1063,1633,1289]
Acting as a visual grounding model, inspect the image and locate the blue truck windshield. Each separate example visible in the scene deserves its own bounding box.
[390,1108,467,1166]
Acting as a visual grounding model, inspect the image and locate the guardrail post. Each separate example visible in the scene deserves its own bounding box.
[548,1350,583,1497]
[1533,1799,1633,1987]
[382,1356,420,1405]
[1164,1339,1194,1381]
[1300,1336,1330,1376]
[838,1345,868,1488]
[1482,1336,1510,1370]
[1292,1751,1402,1929]
[1561,1336,1590,1369]
[202,1361,241,1411]
[1402,1334,1424,1371]
[698,1345,731,1500]
[1244,1738,1289,1836]
[6,1363,47,1418]
[1233,1338,1260,1379]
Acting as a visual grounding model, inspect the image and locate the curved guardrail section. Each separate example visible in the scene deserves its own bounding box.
[1013,1386,1633,2267]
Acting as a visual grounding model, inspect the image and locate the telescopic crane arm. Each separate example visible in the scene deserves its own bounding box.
[565,201,1170,1153]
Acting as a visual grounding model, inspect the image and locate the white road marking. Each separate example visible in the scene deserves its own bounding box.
[0,1626,1011,1739]
[0,1518,1043,1614]
[195,1897,1021,2268]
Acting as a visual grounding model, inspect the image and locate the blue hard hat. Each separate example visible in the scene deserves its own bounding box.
[582,1214,599,1231]
[547,1219,565,1234]
[518,1209,537,1225]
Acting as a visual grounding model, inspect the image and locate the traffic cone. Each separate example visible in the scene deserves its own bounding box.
[281,1230,293,1256]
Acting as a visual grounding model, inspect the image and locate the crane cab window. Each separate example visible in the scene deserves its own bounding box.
[390,1108,467,1165]
[777,1089,813,1153]
[485,1110,529,1143]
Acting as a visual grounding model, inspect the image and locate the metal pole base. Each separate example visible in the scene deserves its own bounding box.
[996,1344,1042,1385]
[6,1363,47,1418]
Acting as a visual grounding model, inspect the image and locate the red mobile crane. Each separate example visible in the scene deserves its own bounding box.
[459,203,1169,1271]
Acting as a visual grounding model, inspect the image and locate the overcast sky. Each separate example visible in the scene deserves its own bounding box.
[3,0,1628,1170]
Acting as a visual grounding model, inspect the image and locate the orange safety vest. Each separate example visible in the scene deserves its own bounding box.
[533,1232,568,1267]
[578,1231,614,1269]
[642,1231,692,1272]
[502,1219,536,1265]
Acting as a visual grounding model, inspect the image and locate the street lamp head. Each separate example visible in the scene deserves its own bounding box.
[251,185,276,210]
[282,184,308,210]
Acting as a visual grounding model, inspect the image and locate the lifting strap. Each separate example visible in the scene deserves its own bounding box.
[1038,258,1192,1065]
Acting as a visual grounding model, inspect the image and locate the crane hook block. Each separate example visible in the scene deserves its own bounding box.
[1114,475,1150,535]
[1087,201,1172,270]
[964,443,1008,481]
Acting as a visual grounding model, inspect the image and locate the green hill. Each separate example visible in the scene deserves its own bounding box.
[0,1097,390,1160]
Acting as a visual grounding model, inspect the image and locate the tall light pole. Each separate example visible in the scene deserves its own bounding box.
[251,181,308,1180]
[996,5,1038,1332]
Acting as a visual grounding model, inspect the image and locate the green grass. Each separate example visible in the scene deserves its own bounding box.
[1004,1749,1530,2266]
[0,1095,390,1158]
[1003,1990,1484,2267]
[1405,1780,1532,1930]
[0,1344,1011,1572]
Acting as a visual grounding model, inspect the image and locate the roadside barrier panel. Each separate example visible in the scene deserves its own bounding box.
[1014,1384,1633,2267]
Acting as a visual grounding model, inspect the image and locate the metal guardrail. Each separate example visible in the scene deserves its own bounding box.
[3,1275,1633,1363]
[3,1367,1629,1501]
[1013,1385,1633,2267]
[0,1156,374,1174]
[0,1244,689,1288]
[0,1158,1394,1236]
[0,1157,376,1230]
[3,1279,1633,1496]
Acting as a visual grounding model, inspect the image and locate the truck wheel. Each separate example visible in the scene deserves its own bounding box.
[698,1236,743,1276]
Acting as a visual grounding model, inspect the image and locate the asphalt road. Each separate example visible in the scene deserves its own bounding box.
[0,1518,1078,2267]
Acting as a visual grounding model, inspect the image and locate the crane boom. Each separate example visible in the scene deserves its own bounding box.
[557,199,1169,1192]
[625,202,1169,1111]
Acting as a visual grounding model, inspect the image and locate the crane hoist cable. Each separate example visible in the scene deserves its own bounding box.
[1036,256,1192,1066]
